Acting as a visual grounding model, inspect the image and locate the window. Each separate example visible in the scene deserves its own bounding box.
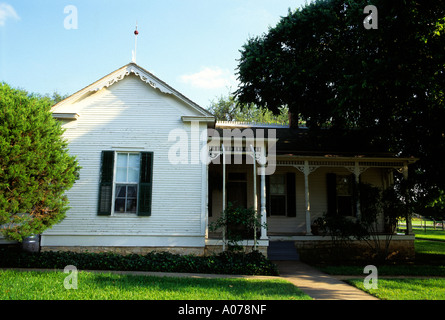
[270,174,286,216]
[336,175,354,217]
[267,173,296,217]
[326,173,356,217]
[98,151,153,216]
[115,153,140,213]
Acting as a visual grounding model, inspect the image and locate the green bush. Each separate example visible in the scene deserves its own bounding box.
[0,248,279,276]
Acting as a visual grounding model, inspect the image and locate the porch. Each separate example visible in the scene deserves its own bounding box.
[205,122,418,258]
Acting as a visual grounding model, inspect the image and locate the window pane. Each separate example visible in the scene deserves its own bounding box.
[116,153,128,167]
[270,174,285,184]
[337,176,352,196]
[116,185,126,197]
[127,167,140,183]
[126,199,137,213]
[129,154,140,168]
[115,167,127,183]
[271,184,285,194]
[127,185,137,197]
[115,198,126,213]
[270,174,285,195]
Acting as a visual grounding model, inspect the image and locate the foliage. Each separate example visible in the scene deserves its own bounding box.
[314,183,411,261]
[425,189,445,220]
[235,0,445,217]
[209,202,266,251]
[0,247,279,276]
[207,94,289,124]
[0,83,80,241]
[315,214,368,246]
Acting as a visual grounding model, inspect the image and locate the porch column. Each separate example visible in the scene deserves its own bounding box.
[303,161,312,235]
[296,161,318,235]
[250,145,258,249]
[346,162,368,220]
[221,144,226,251]
[403,162,413,235]
[354,162,362,220]
[260,165,267,239]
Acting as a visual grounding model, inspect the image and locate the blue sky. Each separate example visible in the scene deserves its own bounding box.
[0,0,307,108]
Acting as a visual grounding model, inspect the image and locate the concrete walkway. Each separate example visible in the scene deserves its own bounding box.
[273,261,379,300]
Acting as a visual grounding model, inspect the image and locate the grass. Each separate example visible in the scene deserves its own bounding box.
[0,269,312,300]
[346,278,445,300]
[414,230,445,241]
[316,229,445,300]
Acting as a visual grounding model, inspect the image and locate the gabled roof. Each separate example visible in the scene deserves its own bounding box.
[52,62,214,118]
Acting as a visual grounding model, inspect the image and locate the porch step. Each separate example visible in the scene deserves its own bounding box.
[267,241,299,261]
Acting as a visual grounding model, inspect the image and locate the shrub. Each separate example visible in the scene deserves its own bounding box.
[0,248,279,276]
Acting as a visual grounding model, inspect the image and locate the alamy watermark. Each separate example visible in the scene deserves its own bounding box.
[64,265,78,289]
[64,5,78,30]
[168,123,277,175]
[363,5,378,30]
[363,265,378,290]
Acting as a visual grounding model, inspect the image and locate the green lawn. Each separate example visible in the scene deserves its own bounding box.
[0,269,311,300]
[347,278,445,300]
[414,230,445,241]
[318,230,445,300]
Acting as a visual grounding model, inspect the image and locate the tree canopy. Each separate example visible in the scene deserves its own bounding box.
[0,83,80,241]
[208,95,290,124]
[235,0,445,217]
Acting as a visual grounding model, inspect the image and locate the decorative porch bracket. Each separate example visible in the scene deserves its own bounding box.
[294,161,319,235]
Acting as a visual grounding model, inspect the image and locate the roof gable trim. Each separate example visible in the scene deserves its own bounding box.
[52,63,214,118]
[88,63,174,95]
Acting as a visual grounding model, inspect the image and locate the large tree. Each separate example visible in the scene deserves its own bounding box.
[235,0,445,216]
[0,83,80,241]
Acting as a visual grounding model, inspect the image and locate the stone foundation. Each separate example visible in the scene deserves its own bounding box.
[293,235,415,262]
[40,245,269,257]
[41,246,205,256]
[204,245,268,257]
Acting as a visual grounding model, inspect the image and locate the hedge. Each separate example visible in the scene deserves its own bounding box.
[0,248,279,276]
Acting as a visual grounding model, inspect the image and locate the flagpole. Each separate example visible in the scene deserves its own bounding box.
[133,22,138,63]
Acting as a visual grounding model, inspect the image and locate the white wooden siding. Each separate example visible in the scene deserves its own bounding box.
[43,75,207,247]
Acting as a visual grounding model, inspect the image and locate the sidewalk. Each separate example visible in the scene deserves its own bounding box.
[273,261,379,300]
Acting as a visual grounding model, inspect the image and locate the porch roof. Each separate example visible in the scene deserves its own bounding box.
[210,123,414,160]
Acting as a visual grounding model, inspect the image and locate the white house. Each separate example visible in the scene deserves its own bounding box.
[45,63,214,255]
[43,62,417,258]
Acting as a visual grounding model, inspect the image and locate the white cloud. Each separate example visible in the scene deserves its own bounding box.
[0,3,19,27]
[180,67,238,90]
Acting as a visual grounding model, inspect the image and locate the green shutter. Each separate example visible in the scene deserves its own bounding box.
[326,173,337,216]
[138,152,153,216]
[286,172,296,217]
[98,151,114,216]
